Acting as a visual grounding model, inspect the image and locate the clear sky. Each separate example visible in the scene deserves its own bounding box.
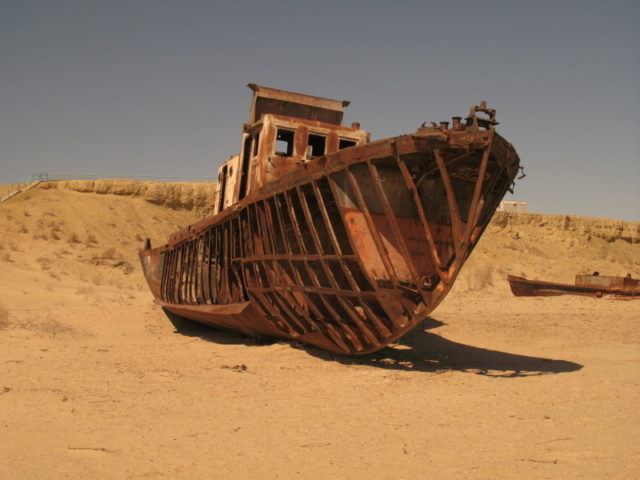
[1,0,638,221]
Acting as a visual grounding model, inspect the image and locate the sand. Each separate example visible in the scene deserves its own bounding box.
[1,181,638,479]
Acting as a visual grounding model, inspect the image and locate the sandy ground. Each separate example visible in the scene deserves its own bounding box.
[1,182,639,479]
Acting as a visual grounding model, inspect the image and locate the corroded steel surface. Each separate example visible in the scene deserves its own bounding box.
[508,274,640,299]
[140,86,522,354]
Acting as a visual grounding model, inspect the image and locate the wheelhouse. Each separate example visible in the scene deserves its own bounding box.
[214,84,369,214]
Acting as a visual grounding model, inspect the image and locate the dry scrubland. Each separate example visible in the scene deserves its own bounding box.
[0,180,638,479]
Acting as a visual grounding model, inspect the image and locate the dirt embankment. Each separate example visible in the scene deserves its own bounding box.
[492,211,639,244]
[454,211,640,295]
[0,184,25,199]
[42,179,218,217]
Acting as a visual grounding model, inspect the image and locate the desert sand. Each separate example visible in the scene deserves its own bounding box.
[1,180,638,479]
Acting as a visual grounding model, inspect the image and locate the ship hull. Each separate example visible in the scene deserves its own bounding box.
[141,129,521,354]
[508,275,640,299]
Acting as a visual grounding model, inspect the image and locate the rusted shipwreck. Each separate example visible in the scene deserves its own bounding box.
[508,274,640,299]
[140,84,522,354]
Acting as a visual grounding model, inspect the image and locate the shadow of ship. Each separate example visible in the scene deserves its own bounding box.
[165,309,582,377]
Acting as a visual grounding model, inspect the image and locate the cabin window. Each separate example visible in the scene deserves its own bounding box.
[275,129,294,157]
[339,138,357,149]
[217,165,228,212]
[238,135,252,201]
[252,132,260,157]
[307,134,326,158]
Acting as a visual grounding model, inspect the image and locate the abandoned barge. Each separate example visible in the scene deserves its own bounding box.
[508,274,640,299]
[140,84,522,354]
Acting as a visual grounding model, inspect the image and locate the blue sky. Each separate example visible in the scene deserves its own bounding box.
[1,0,638,221]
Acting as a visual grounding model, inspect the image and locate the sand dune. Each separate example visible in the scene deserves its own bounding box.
[1,181,638,479]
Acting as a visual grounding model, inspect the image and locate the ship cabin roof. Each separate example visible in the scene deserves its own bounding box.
[214,85,369,215]
[247,83,350,125]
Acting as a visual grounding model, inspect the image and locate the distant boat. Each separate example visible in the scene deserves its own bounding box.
[508,274,640,299]
[140,84,522,354]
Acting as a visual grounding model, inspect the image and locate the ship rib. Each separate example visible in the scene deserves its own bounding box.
[394,151,446,282]
[433,149,464,260]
